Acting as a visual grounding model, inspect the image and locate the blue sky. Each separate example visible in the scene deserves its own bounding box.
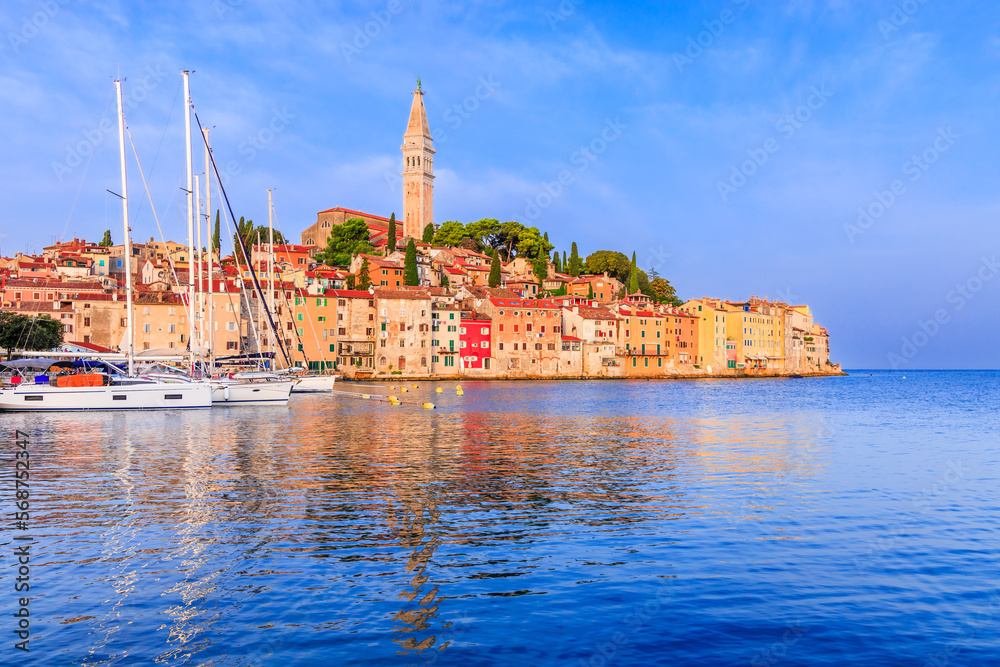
[1,0,998,369]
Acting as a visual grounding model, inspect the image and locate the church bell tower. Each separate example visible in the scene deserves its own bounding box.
[401,79,434,241]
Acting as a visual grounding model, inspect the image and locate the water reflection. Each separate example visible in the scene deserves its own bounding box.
[1,380,839,665]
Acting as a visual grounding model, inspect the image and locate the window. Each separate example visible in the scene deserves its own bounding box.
[227,341,237,350]
[535,343,542,351]
[143,323,151,333]
[526,323,532,332]
[481,327,488,335]
[460,341,467,348]
[168,324,176,334]
[84,317,91,327]
[499,323,504,332]
[499,342,504,350]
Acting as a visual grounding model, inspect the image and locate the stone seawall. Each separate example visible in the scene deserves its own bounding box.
[341,367,848,382]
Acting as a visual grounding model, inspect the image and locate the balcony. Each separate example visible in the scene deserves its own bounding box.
[624,348,663,356]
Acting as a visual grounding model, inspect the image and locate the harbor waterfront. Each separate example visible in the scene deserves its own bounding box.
[3,371,999,665]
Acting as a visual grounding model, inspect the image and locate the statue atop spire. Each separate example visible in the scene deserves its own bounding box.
[416,76,421,92]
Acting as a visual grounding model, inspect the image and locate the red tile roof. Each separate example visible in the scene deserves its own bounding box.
[326,289,375,298]
[317,207,391,223]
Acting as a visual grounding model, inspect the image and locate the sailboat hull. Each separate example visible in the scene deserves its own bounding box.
[210,380,295,405]
[289,375,337,393]
[0,382,212,411]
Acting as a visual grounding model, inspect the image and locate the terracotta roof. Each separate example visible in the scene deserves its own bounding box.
[326,289,375,298]
[488,298,561,308]
[316,206,391,223]
[575,306,619,320]
[374,288,430,300]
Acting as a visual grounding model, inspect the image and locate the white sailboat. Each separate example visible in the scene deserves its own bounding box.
[181,76,294,405]
[0,78,212,412]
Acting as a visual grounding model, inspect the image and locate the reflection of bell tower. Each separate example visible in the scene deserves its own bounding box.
[401,79,434,241]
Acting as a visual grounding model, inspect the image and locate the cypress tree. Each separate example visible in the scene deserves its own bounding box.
[358,257,372,289]
[563,251,567,271]
[422,223,434,243]
[387,213,397,253]
[568,242,582,276]
[212,211,221,252]
[587,282,594,299]
[99,230,112,247]
[488,248,501,287]
[553,251,561,273]
[403,238,419,286]
[533,246,548,283]
[629,251,639,293]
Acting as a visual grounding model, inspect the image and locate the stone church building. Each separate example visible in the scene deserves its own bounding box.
[301,82,434,253]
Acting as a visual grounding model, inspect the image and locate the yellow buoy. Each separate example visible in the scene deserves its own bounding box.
[412,384,419,388]
[401,387,408,393]
[361,394,370,399]
[422,402,435,409]
[455,385,462,391]
[435,387,443,393]
[456,389,464,396]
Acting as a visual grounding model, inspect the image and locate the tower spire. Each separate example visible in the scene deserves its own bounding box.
[401,83,434,241]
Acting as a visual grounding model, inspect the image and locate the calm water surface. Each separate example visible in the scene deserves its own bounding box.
[2,371,999,666]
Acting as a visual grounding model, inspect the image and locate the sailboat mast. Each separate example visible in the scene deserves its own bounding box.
[267,188,274,367]
[204,128,214,372]
[195,173,204,363]
[114,78,135,378]
[183,69,195,374]
[194,173,203,366]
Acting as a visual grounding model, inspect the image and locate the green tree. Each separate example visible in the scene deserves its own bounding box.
[98,230,112,247]
[552,251,562,273]
[532,247,548,284]
[516,226,553,260]
[422,223,435,243]
[488,248,501,287]
[649,277,682,306]
[316,218,374,266]
[563,251,567,272]
[585,250,653,297]
[403,238,419,286]
[357,257,372,290]
[246,226,287,248]
[387,212,397,253]
[431,220,467,247]
[628,251,639,294]
[346,274,356,290]
[440,272,449,288]
[212,211,221,252]
[0,313,63,359]
[585,250,630,279]
[465,218,500,251]
[568,242,583,276]
[233,217,251,253]
[587,282,594,299]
